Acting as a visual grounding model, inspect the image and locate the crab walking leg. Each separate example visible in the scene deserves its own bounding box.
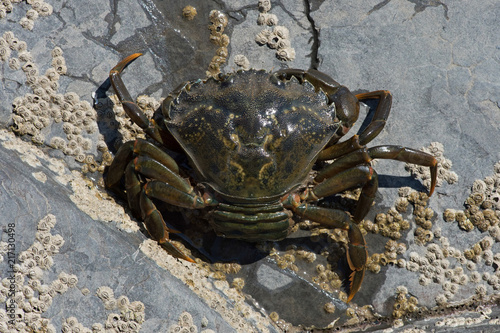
[124,161,142,216]
[304,165,374,201]
[109,53,163,143]
[317,135,364,161]
[315,145,437,196]
[315,149,372,182]
[283,196,367,302]
[367,145,438,196]
[355,90,392,145]
[312,161,380,224]
[317,91,392,160]
[106,139,180,190]
[106,141,135,192]
[144,181,206,209]
[133,156,192,194]
[139,189,195,263]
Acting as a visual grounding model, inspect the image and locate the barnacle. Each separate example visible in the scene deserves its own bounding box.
[234,54,250,69]
[259,0,272,13]
[231,278,245,291]
[182,5,197,20]
[96,286,115,301]
[276,47,296,61]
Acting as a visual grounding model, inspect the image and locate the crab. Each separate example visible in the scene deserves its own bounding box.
[106,53,437,302]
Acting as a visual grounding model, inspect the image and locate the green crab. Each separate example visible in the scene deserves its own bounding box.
[106,53,437,302]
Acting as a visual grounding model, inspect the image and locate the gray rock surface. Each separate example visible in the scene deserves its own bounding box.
[1,0,500,332]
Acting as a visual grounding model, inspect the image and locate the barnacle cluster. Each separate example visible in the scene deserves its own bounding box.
[209,262,242,281]
[0,214,76,332]
[255,25,296,62]
[344,305,377,326]
[407,190,435,245]
[92,287,145,332]
[56,288,144,333]
[443,162,500,232]
[365,188,434,245]
[392,286,420,319]
[270,247,299,272]
[0,0,53,29]
[257,0,278,26]
[364,205,410,240]
[405,142,458,190]
[168,311,199,333]
[2,32,107,174]
[140,239,275,332]
[313,263,343,291]
[254,1,296,61]
[206,10,229,77]
[434,307,495,329]
[366,239,407,274]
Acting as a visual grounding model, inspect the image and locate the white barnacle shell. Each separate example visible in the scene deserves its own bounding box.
[96,286,115,301]
[18,51,32,63]
[0,45,11,61]
[276,37,291,50]
[419,275,431,286]
[494,161,500,174]
[3,31,15,43]
[64,91,79,104]
[130,300,145,313]
[117,295,130,310]
[27,267,43,280]
[22,61,39,77]
[8,57,20,70]
[475,284,487,296]
[255,30,271,45]
[273,25,290,39]
[39,2,53,16]
[104,299,117,310]
[276,47,296,61]
[52,279,68,293]
[16,40,27,52]
[406,261,419,272]
[38,255,54,269]
[56,64,67,75]
[19,17,35,30]
[266,13,279,26]
[409,251,420,263]
[51,46,63,57]
[258,0,272,12]
[257,13,268,25]
[22,285,35,299]
[26,8,39,20]
[472,179,487,193]
[66,274,78,288]
[36,231,51,245]
[37,283,50,295]
[58,271,69,284]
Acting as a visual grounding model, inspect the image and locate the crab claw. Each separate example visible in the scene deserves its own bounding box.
[346,223,368,302]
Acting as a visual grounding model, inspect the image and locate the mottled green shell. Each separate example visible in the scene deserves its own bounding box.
[164,70,339,202]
